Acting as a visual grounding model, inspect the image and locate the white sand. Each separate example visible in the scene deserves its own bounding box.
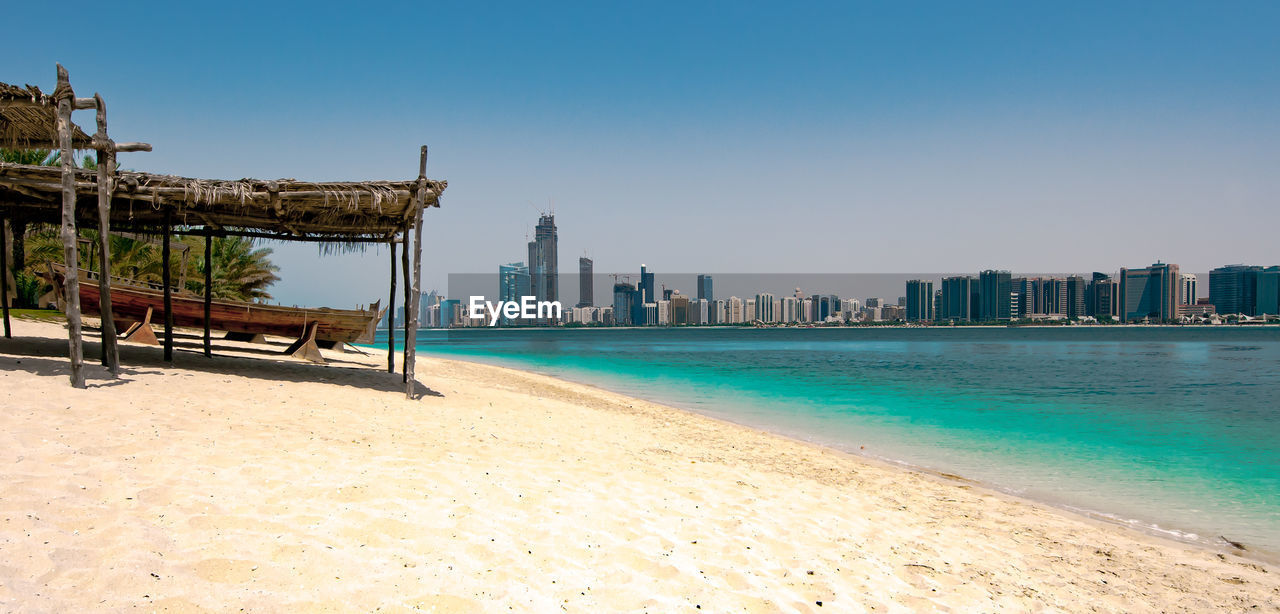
[0,318,1276,612]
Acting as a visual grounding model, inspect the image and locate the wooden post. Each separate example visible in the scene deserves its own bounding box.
[203,228,213,357]
[405,145,428,399]
[1,215,10,339]
[162,206,174,362]
[93,93,120,375]
[56,65,86,388]
[401,223,411,382]
[387,240,396,373]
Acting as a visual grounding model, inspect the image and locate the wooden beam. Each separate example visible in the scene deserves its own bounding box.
[406,145,427,399]
[203,227,213,358]
[401,221,410,382]
[387,239,396,373]
[94,93,120,376]
[56,64,86,389]
[1,215,10,339]
[162,205,173,362]
[172,229,397,244]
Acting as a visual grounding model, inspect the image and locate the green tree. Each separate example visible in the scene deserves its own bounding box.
[198,236,280,302]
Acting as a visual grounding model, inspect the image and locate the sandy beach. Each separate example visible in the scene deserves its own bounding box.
[0,318,1276,612]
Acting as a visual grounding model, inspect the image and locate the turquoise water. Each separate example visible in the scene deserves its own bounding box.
[376,327,1280,554]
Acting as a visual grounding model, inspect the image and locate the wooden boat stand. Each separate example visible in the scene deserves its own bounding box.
[119,306,158,345]
[283,321,324,363]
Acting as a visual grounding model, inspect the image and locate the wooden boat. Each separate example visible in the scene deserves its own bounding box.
[49,264,383,362]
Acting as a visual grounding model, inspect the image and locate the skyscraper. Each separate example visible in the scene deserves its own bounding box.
[578,257,593,307]
[612,282,637,326]
[527,214,558,305]
[1256,267,1280,316]
[1010,277,1032,318]
[1087,272,1118,320]
[1210,264,1261,316]
[905,279,934,322]
[670,294,690,325]
[498,262,531,326]
[1119,262,1180,322]
[1066,275,1087,319]
[940,276,975,321]
[1179,274,1197,307]
[1040,278,1067,317]
[755,293,776,323]
[979,270,1012,321]
[636,264,655,325]
[697,274,713,303]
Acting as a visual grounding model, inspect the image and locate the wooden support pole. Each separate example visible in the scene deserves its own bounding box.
[387,240,396,373]
[203,228,213,357]
[406,145,428,399]
[1,215,10,339]
[94,93,120,376]
[56,65,85,388]
[162,206,174,362]
[401,222,411,383]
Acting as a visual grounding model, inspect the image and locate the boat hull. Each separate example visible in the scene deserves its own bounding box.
[63,269,381,344]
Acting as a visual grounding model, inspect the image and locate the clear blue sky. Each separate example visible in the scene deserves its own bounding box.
[6,2,1278,306]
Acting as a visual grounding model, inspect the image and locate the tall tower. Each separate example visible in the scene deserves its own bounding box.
[905,279,934,322]
[1119,262,1180,322]
[578,256,593,307]
[498,262,531,326]
[979,270,1013,321]
[527,214,558,305]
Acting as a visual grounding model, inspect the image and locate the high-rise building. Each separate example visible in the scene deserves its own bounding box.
[940,276,974,321]
[697,274,713,303]
[1039,278,1067,317]
[527,214,558,306]
[1087,272,1118,320]
[643,302,658,326]
[979,270,1013,321]
[1210,265,1261,316]
[440,299,461,327]
[755,293,776,323]
[712,299,726,325]
[1119,262,1180,322]
[612,282,637,326]
[727,296,744,324]
[905,279,934,322]
[421,290,442,324]
[636,264,656,324]
[1065,276,1087,319]
[1256,267,1280,316]
[1179,274,1197,307]
[498,262,531,326]
[781,297,801,323]
[669,294,689,325]
[578,257,593,307]
[839,298,861,321]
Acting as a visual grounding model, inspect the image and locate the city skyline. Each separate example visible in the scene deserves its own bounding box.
[5,4,1276,308]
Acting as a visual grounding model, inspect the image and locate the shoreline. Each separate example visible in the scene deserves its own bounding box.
[419,349,1280,567]
[3,318,1277,610]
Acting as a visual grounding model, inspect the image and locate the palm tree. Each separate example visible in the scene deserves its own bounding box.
[198,236,280,302]
[1,148,58,281]
[21,229,279,304]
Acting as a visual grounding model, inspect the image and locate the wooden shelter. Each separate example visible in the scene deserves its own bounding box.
[1,65,444,398]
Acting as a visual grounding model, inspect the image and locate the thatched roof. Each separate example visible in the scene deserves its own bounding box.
[0,81,94,150]
[0,162,446,241]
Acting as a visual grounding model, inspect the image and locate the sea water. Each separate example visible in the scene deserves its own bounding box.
[377,326,1280,555]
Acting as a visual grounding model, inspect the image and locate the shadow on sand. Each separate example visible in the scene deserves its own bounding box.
[0,325,443,399]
